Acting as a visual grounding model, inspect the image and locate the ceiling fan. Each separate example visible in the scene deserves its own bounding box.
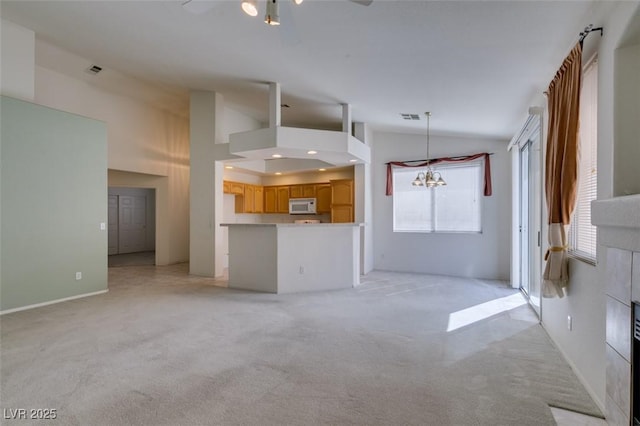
[183,0,372,24]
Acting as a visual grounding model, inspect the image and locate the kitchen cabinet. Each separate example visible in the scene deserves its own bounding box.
[226,181,244,196]
[244,185,255,212]
[302,184,316,198]
[316,184,331,213]
[264,187,278,213]
[229,183,263,214]
[290,185,303,199]
[331,180,353,205]
[331,205,354,224]
[254,185,264,213]
[289,184,316,199]
[330,179,354,223]
[264,186,290,213]
[277,186,290,213]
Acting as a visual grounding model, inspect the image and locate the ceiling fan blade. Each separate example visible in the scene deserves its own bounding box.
[348,0,373,6]
[182,0,220,15]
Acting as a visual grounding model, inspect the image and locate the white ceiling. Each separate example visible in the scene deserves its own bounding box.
[1,0,606,139]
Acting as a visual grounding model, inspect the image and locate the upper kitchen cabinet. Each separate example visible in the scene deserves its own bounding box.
[290,184,316,199]
[331,179,353,205]
[264,186,290,214]
[277,186,290,213]
[254,185,264,213]
[316,184,331,213]
[290,185,302,198]
[331,179,354,223]
[225,181,264,214]
[302,184,316,198]
[228,181,244,195]
[264,186,277,213]
[243,184,255,212]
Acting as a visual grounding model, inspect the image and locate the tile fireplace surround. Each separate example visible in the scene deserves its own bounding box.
[592,194,640,426]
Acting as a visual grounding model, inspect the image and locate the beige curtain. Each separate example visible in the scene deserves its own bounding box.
[543,43,582,298]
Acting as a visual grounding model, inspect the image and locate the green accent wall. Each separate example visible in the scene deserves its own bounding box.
[1,96,107,311]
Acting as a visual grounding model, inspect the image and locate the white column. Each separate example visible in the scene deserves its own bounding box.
[354,122,374,274]
[189,91,225,277]
[269,82,281,127]
[342,103,352,133]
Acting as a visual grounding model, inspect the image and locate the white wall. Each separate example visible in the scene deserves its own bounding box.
[372,132,511,281]
[261,167,354,186]
[614,43,640,196]
[225,107,264,135]
[540,1,640,411]
[33,43,190,265]
[1,96,107,312]
[0,19,34,101]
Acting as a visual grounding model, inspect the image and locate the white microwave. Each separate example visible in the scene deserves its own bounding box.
[289,198,317,215]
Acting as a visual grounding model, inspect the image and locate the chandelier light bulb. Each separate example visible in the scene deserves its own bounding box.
[241,0,258,16]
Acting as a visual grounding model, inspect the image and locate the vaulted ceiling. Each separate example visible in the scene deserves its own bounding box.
[1,0,607,139]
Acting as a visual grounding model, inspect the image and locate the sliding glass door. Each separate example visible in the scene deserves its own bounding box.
[519,128,542,316]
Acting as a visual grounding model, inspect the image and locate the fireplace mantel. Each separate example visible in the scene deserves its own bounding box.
[592,194,640,252]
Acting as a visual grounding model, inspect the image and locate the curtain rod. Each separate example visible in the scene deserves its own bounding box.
[385,153,493,165]
[579,24,603,45]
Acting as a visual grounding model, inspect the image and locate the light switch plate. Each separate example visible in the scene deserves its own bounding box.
[100,222,106,231]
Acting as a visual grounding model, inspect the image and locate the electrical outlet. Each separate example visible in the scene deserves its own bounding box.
[76,272,82,280]
[567,315,572,331]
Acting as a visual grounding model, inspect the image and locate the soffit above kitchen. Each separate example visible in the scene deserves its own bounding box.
[214,82,370,175]
[222,125,370,174]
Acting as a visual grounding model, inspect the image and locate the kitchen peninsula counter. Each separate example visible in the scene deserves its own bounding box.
[221,223,361,294]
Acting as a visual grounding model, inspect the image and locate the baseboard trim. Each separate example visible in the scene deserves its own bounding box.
[540,322,606,415]
[0,289,109,315]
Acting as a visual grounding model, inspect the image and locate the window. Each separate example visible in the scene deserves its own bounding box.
[569,56,598,262]
[393,161,482,233]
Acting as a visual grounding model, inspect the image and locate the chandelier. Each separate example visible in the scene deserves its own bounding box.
[412,112,446,188]
[241,0,303,26]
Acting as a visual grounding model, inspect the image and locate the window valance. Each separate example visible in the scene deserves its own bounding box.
[385,152,492,196]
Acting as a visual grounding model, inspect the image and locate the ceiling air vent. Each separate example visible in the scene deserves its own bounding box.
[400,113,420,121]
[85,65,103,75]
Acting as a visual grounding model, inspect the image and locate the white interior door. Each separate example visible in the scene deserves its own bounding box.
[108,195,119,255]
[118,195,147,254]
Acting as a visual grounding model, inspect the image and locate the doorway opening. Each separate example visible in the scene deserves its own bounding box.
[108,187,156,267]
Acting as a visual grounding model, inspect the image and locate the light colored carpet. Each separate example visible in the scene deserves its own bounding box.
[0,265,602,425]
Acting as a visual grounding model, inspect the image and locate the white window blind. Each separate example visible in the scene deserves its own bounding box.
[569,57,598,262]
[393,162,482,233]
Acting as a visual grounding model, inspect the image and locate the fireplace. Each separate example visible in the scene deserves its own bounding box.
[593,194,640,426]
